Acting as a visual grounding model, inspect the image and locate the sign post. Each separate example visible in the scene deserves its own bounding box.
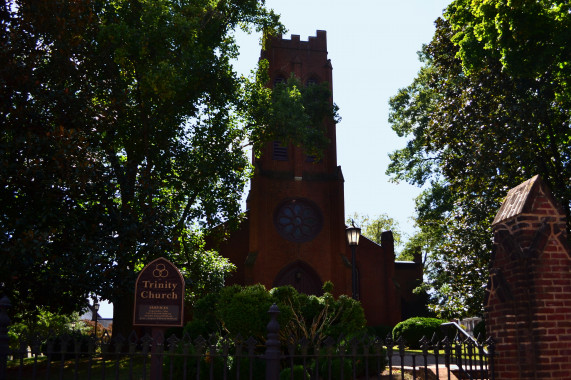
[133,257,185,380]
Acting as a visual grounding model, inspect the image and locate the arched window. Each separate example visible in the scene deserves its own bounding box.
[273,261,323,296]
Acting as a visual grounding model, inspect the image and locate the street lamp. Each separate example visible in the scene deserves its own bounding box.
[345,222,361,300]
[91,295,99,337]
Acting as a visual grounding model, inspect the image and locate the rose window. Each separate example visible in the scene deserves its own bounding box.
[274,199,322,243]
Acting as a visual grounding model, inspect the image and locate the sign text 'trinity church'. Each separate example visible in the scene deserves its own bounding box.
[133,257,185,327]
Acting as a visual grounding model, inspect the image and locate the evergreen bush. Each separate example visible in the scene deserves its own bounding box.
[216,284,273,339]
[323,294,366,339]
[392,317,445,348]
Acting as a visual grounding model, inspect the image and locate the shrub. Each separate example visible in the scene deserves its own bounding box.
[230,356,265,380]
[323,295,366,339]
[188,284,367,343]
[8,308,89,350]
[216,284,273,339]
[315,356,353,380]
[322,281,334,293]
[177,284,378,378]
[332,334,387,378]
[355,336,387,377]
[190,291,223,335]
[280,365,310,380]
[183,318,212,338]
[367,324,393,339]
[392,317,445,348]
[8,308,93,357]
[164,341,231,380]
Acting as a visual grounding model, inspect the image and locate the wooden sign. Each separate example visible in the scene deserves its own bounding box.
[133,257,185,327]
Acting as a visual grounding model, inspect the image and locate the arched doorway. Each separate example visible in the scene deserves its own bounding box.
[273,261,323,296]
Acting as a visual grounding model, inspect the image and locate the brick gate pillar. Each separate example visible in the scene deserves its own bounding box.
[486,175,571,379]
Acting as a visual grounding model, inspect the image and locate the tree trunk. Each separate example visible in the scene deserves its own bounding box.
[111,291,135,341]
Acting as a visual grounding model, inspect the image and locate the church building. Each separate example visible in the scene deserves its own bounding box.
[217,31,422,327]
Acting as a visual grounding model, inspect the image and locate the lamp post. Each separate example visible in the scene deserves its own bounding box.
[91,295,99,337]
[345,222,361,300]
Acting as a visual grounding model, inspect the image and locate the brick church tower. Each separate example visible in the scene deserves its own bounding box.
[217,31,408,326]
[246,30,345,295]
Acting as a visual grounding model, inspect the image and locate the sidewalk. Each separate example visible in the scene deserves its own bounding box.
[386,354,488,380]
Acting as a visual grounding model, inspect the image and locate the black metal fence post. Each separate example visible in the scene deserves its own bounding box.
[265,303,280,380]
[487,337,496,380]
[0,296,11,380]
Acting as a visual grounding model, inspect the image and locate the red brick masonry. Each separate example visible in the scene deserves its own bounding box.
[487,175,571,379]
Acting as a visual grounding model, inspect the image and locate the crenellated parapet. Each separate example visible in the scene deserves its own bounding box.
[262,30,328,53]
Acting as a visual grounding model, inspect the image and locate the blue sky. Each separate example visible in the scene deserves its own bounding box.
[98,0,451,318]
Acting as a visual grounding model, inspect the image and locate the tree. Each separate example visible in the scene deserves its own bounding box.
[443,0,571,225]
[387,2,571,318]
[448,0,571,100]
[0,0,337,337]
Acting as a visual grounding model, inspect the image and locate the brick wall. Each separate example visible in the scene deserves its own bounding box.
[487,175,571,379]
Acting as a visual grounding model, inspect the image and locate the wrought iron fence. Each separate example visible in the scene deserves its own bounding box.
[1,299,495,380]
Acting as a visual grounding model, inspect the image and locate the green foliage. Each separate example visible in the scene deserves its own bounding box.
[312,335,387,380]
[323,295,366,340]
[244,72,341,160]
[280,365,310,380]
[387,3,571,319]
[346,213,403,250]
[8,308,87,342]
[349,335,388,378]
[357,350,387,378]
[164,339,264,380]
[191,291,222,332]
[271,287,366,344]
[322,280,334,293]
[1,0,338,336]
[315,357,353,380]
[7,307,91,354]
[188,285,366,343]
[174,285,377,378]
[232,357,266,380]
[392,317,445,348]
[217,284,274,338]
[367,325,393,340]
[180,235,237,303]
[447,0,571,91]
[182,319,211,339]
